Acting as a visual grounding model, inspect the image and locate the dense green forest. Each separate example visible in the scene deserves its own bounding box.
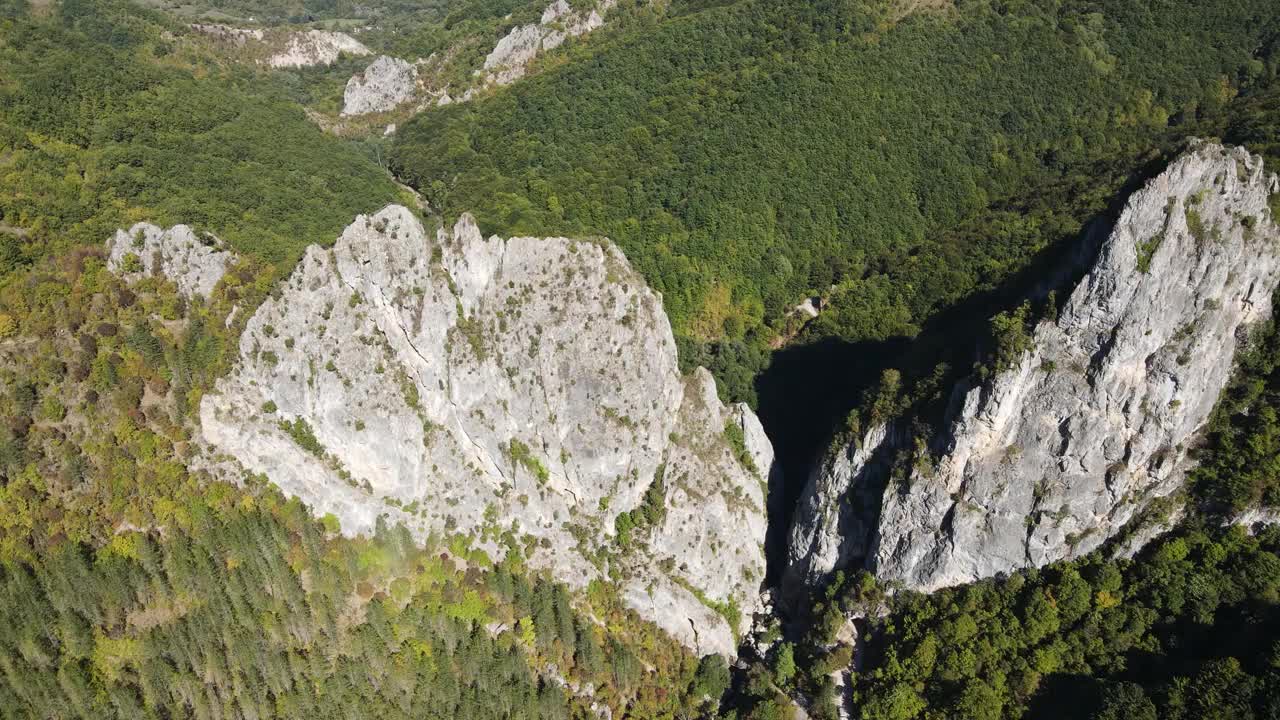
[731,523,1280,720]
[392,0,1280,400]
[4,0,1280,718]
[0,0,401,272]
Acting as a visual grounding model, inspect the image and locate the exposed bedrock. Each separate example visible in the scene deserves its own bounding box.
[787,142,1280,594]
[193,206,774,656]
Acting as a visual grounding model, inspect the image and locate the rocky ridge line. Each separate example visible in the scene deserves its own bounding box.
[188,205,773,656]
[190,24,370,68]
[787,142,1280,594]
[479,0,612,88]
[266,29,371,68]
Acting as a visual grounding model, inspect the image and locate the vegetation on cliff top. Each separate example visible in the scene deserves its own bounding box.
[393,0,1280,397]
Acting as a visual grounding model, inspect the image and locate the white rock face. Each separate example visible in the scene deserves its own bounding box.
[483,0,610,86]
[267,29,370,68]
[106,223,233,299]
[788,143,1280,593]
[1231,507,1280,534]
[785,424,899,592]
[342,56,419,116]
[198,205,771,656]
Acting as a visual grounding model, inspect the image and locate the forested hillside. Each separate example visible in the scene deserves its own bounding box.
[0,2,719,717]
[3,0,1280,718]
[734,521,1280,720]
[392,0,1280,399]
[0,0,400,270]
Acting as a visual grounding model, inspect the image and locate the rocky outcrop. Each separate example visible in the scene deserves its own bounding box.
[788,142,1280,593]
[106,223,233,299]
[342,56,419,116]
[1232,507,1280,534]
[266,29,370,68]
[344,0,614,116]
[785,424,900,591]
[198,205,772,656]
[482,0,611,86]
[190,24,370,69]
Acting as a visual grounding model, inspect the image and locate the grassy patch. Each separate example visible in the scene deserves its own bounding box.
[506,438,549,485]
[671,575,741,641]
[1136,231,1164,273]
[1185,207,1208,244]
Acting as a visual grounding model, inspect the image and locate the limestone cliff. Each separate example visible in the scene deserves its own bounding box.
[342,56,419,116]
[788,143,1280,593]
[196,206,772,656]
[481,0,612,87]
[190,24,370,69]
[329,1,616,119]
[266,29,370,68]
[106,223,233,299]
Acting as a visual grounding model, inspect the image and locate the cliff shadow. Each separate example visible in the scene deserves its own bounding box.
[753,147,1185,591]
[754,216,1116,588]
[755,334,914,586]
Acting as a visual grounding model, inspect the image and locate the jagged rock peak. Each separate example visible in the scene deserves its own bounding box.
[106,222,234,299]
[266,29,370,68]
[788,142,1280,594]
[482,0,611,86]
[198,205,774,656]
[342,55,419,116]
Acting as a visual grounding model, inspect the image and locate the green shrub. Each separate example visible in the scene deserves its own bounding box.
[724,420,758,475]
[279,417,324,457]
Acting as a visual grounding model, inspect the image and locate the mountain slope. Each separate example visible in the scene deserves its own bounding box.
[0,0,401,269]
[788,142,1280,594]
[196,205,773,656]
[391,0,1280,366]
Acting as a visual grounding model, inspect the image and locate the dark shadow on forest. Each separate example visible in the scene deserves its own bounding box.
[1024,594,1280,719]
[754,220,1109,586]
[752,147,1181,588]
[754,335,911,586]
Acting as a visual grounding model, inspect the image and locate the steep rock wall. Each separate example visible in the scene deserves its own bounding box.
[197,206,772,655]
[481,0,612,87]
[106,223,232,299]
[788,142,1280,593]
[342,55,419,116]
[266,29,370,68]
